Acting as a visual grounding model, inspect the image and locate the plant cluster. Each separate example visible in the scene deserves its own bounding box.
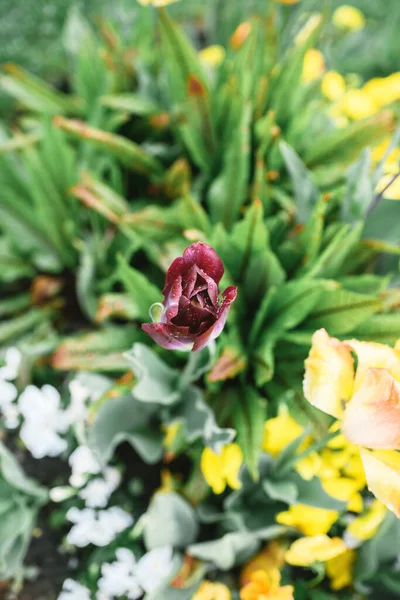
[1,1,400,599]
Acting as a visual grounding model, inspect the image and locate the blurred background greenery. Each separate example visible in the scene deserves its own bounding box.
[1,0,400,82]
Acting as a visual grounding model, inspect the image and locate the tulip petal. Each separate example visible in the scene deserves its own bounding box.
[141,322,193,350]
[360,448,400,517]
[342,368,400,449]
[303,329,354,418]
[192,286,237,352]
[163,242,224,297]
[345,339,400,391]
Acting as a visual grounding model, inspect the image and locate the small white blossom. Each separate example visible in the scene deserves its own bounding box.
[66,507,133,548]
[135,546,174,593]
[58,578,91,600]
[79,467,121,508]
[0,347,22,381]
[98,548,142,599]
[69,445,102,488]
[0,379,19,429]
[64,379,91,426]
[19,385,68,458]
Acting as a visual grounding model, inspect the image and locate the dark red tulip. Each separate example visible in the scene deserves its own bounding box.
[142,243,237,352]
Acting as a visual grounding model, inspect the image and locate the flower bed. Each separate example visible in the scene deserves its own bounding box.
[1,1,400,599]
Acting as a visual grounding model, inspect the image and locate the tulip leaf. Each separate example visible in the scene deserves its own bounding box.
[263,479,299,505]
[280,141,319,224]
[143,492,199,550]
[233,389,267,481]
[208,100,251,229]
[304,287,382,335]
[341,148,374,224]
[117,255,162,322]
[0,442,47,502]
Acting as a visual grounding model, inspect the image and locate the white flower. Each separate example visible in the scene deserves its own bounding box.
[79,467,121,508]
[69,445,102,488]
[19,385,68,458]
[58,578,91,600]
[66,507,133,548]
[0,347,22,381]
[98,548,142,599]
[0,378,19,429]
[135,546,174,593]
[64,379,91,426]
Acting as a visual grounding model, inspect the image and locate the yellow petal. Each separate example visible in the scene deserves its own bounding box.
[230,22,252,50]
[276,504,339,536]
[285,535,347,567]
[342,369,400,450]
[200,447,226,494]
[323,476,363,512]
[240,569,294,600]
[332,5,366,30]
[363,73,400,108]
[223,443,244,491]
[199,45,225,68]
[262,413,303,457]
[193,581,231,600]
[296,452,322,480]
[347,499,387,542]
[338,89,379,120]
[200,444,243,494]
[303,329,355,418]
[360,448,400,517]
[240,542,285,587]
[302,49,325,83]
[345,339,400,390]
[326,549,356,590]
[321,71,346,101]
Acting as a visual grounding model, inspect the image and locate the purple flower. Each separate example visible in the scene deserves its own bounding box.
[142,243,237,352]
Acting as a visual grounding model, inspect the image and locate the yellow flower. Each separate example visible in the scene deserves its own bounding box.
[262,413,303,457]
[332,5,366,31]
[321,71,346,101]
[276,504,339,536]
[326,549,356,590]
[296,451,322,480]
[193,581,231,600]
[274,0,300,3]
[199,45,225,68]
[285,535,347,567]
[136,0,180,5]
[347,499,387,542]
[323,476,363,513]
[338,89,379,120]
[240,569,294,600]
[360,449,400,517]
[363,73,400,108]
[240,542,285,587]
[201,444,243,494]
[302,49,325,83]
[345,339,400,391]
[303,328,354,419]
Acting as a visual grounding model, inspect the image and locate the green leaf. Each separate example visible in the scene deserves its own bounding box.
[263,479,298,505]
[341,148,373,224]
[234,389,267,481]
[352,314,400,345]
[188,532,260,570]
[287,472,346,511]
[179,386,235,453]
[280,141,319,223]
[364,197,400,244]
[117,255,161,322]
[101,93,160,116]
[87,394,162,465]
[0,442,47,502]
[143,492,199,550]
[208,100,251,229]
[304,287,382,335]
[125,343,181,406]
